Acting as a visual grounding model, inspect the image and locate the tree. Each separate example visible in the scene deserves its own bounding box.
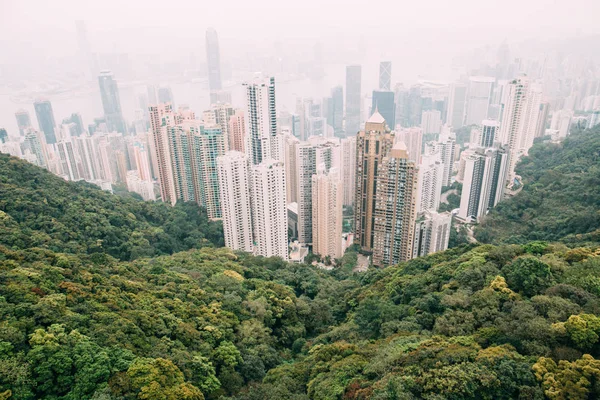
[502,256,553,296]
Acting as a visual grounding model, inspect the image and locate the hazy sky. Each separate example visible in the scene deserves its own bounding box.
[2,0,599,55]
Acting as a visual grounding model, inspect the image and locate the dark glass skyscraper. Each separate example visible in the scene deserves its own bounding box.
[206,28,222,93]
[345,65,362,136]
[34,99,57,144]
[372,90,396,130]
[98,70,126,133]
[15,109,32,135]
[379,61,392,91]
[158,86,175,106]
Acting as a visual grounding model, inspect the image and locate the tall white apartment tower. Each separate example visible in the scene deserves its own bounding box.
[296,139,336,245]
[417,153,444,213]
[243,77,279,165]
[413,211,452,258]
[312,167,343,259]
[217,151,254,253]
[251,160,288,260]
[499,76,542,185]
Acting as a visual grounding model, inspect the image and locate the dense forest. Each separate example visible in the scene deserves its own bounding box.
[475,127,600,246]
[0,126,599,399]
[0,154,224,261]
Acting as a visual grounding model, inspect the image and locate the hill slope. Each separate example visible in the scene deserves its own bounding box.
[474,127,600,246]
[0,154,224,261]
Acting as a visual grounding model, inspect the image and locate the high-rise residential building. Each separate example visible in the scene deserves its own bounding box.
[98,70,126,133]
[446,83,467,129]
[417,153,444,213]
[284,133,300,204]
[372,142,418,266]
[218,151,254,253]
[379,61,392,91]
[345,65,362,136]
[167,121,226,218]
[426,132,456,187]
[480,120,499,147]
[354,111,395,252]
[228,109,246,153]
[312,167,343,259]
[341,137,356,207]
[395,127,423,164]
[149,103,178,204]
[371,91,396,129]
[34,99,57,145]
[23,128,47,167]
[158,86,175,107]
[296,139,336,245]
[465,76,495,126]
[206,28,223,95]
[413,211,452,258]
[421,110,442,135]
[499,76,543,185]
[457,147,508,222]
[535,102,550,139]
[204,103,235,149]
[56,140,80,181]
[15,109,32,136]
[243,77,278,165]
[251,159,288,260]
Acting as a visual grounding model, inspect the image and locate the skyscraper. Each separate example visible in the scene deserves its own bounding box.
[167,121,226,218]
[327,86,344,135]
[464,76,495,126]
[204,103,235,148]
[498,76,543,185]
[251,160,288,260]
[457,147,508,222]
[345,65,362,136]
[379,61,392,91]
[413,211,452,258]
[371,90,396,129]
[23,129,47,167]
[446,83,467,129]
[354,111,395,252]
[34,99,57,145]
[341,137,356,206]
[284,133,300,204]
[228,109,246,153]
[243,77,278,165]
[372,142,418,266]
[480,120,499,147]
[218,151,254,253]
[395,127,423,164]
[149,103,178,204]
[421,110,442,135]
[62,113,85,136]
[15,109,32,136]
[206,28,222,96]
[158,86,175,106]
[296,139,336,245]
[426,132,456,187]
[417,153,444,213]
[312,167,343,259]
[75,20,96,78]
[98,70,126,133]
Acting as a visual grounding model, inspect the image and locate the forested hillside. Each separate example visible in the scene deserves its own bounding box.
[0,154,223,261]
[475,127,600,246]
[1,127,600,399]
